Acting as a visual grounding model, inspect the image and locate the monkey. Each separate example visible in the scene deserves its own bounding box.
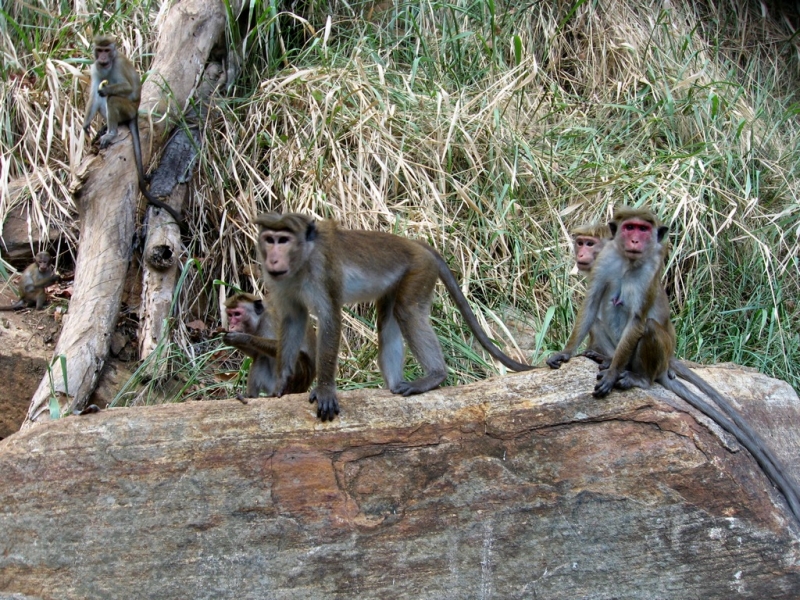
[548,207,800,523]
[255,212,534,421]
[0,252,60,311]
[569,222,614,365]
[222,292,316,398]
[571,222,611,274]
[82,35,185,231]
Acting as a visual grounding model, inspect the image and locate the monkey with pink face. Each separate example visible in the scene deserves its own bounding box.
[549,206,800,523]
[223,292,316,398]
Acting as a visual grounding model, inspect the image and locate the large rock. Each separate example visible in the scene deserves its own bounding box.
[0,360,798,599]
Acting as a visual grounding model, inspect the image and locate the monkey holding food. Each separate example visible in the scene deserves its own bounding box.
[223,292,316,398]
[82,34,184,230]
[254,212,534,421]
[0,252,60,311]
[550,206,800,522]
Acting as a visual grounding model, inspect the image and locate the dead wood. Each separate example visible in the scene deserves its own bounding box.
[23,0,241,427]
[138,62,227,363]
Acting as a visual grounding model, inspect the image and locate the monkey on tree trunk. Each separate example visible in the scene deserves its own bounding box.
[0,252,60,311]
[255,212,534,421]
[549,206,800,523]
[82,35,184,231]
[222,292,316,398]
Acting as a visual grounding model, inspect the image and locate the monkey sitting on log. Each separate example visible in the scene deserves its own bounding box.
[549,206,800,523]
[0,252,60,311]
[223,292,316,398]
[82,34,185,231]
[255,212,534,421]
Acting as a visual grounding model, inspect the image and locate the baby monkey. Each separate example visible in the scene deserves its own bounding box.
[223,292,316,398]
[1,252,60,311]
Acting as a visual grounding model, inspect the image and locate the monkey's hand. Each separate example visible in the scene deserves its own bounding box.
[309,387,340,422]
[98,80,110,97]
[581,350,610,368]
[546,351,572,369]
[222,331,247,347]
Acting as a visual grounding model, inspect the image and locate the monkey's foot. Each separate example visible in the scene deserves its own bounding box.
[593,371,619,397]
[614,371,652,391]
[98,132,116,148]
[391,372,446,397]
[309,387,340,421]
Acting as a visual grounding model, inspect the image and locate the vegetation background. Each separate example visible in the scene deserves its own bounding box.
[2,0,799,404]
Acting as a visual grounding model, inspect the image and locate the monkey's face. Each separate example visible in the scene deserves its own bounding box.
[35,254,52,273]
[573,236,605,272]
[617,218,655,260]
[226,299,263,334]
[94,44,115,69]
[259,229,301,279]
[227,305,251,333]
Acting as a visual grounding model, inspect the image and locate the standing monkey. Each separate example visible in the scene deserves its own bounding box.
[549,207,800,522]
[255,213,533,421]
[223,292,316,397]
[0,252,60,311]
[82,35,184,230]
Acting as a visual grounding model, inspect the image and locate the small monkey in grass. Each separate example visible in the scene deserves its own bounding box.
[0,252,60,311]
[223,292,316,398]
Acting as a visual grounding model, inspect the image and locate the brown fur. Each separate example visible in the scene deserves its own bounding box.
[83,35,184,230]
[255,212,533,421]
[223,292,316,397]
[550,206,800,522]
[0,252,59,311]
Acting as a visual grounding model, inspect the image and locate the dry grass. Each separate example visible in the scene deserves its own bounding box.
[2,0,800,400]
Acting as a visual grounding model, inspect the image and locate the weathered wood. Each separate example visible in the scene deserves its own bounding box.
[22,0,239,426]
[138,63,226,361]
[3,363,799,598]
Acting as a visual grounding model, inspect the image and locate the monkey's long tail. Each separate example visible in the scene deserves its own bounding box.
[660,373,800,525]
[670,360,800,515]
[129,120,187,233]
[426,246,535,372]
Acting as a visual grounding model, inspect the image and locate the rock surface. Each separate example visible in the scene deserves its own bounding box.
[0,360,799,599]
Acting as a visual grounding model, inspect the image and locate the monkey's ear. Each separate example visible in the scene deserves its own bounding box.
[657,225,669,242]
[253,299,265,315]
[306,220,318,241]
[608,221,618,238]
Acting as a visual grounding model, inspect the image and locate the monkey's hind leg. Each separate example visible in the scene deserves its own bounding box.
[391,297,447,397]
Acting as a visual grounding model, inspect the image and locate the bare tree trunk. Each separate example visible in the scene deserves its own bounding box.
[23,0,239,427]
[138,62,226,364]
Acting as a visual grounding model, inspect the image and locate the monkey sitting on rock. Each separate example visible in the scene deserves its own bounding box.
[0,252,60,311]
[223,292,316,399]
[550,206,800,523]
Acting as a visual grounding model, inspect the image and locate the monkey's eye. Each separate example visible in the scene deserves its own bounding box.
[276,235,291,244]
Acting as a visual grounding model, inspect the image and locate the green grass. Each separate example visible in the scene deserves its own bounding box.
[2,0,800,401]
